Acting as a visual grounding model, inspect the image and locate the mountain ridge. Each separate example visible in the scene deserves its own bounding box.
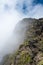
[0,18,43,65]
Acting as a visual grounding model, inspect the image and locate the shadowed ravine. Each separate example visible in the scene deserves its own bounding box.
[0,18,43,65]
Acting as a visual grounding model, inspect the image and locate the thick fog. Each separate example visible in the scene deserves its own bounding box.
[0,12,21,61]
[0,16,31,62]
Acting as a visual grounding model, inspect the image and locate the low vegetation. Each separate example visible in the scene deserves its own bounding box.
[1,18,43,65]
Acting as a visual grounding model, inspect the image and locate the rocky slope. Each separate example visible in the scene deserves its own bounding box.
[1,18,43,65]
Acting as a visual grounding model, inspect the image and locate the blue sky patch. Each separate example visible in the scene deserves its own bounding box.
[16,0,30,15]
[21,1,29,14]
[16,0,43,15]
[33,0,43,5]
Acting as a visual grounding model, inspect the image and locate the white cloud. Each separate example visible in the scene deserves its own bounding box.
[31,5,43,18]
[0,0,23,60]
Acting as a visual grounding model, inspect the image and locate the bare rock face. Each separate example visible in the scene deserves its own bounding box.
[1,18,43,65]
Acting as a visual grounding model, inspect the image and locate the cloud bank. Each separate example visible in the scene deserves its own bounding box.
[0,0,22,61]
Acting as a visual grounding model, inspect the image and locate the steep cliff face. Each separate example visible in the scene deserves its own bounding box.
[1,18,43,65]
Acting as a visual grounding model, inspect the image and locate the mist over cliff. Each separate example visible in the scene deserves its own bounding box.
[0,18,43,65]
[0,18,33,62]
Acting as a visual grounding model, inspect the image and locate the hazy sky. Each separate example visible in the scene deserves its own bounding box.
[0,0,43,61]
